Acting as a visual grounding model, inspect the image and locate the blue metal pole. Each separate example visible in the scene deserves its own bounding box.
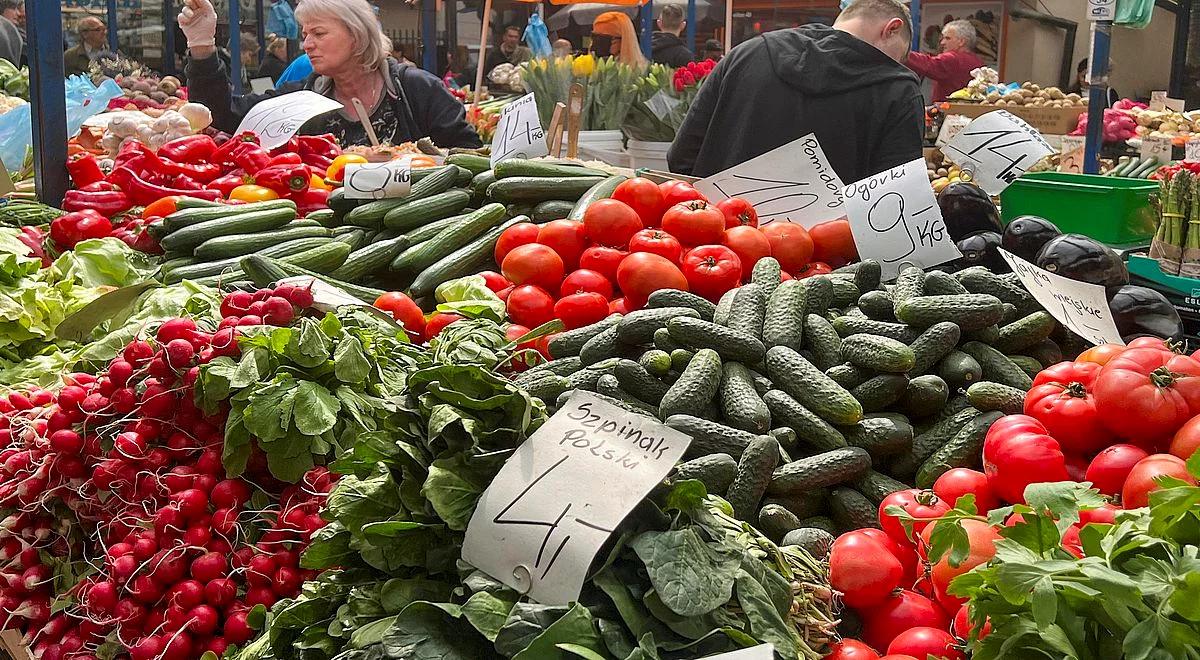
[231,0,243,95]
[641,0,654,59]
[107,0,119,52]
[1083,21,1111,175]
[910,0,922,52]
[256,0,266,56]
[687,0,696,55]
[25,0,67,206]
[422,0,437,73]
[163,0,176,75]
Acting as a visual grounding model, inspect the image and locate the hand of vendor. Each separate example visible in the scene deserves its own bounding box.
[179,0,218,56]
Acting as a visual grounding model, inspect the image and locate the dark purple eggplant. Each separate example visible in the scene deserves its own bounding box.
[1035,233,1128,289]
[1001,215,1061,262]
[954,231,1010,273]
[1108,285,1184,342]
[937,181,1002,242]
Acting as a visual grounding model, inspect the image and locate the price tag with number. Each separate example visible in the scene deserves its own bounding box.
[1058,135,1086,173]
[842,158,961,281]
[1141,136,1173,163]
[1186,138,1200,162]
[491,93,549,166]
[1150,91,1168,112]
[999,249,1123,346]
[341,160,413,200]
[935,114,972,147]
[943,110,1054,195]
[463,392,691,604]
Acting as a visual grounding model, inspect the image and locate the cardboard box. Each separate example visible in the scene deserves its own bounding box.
[945,102,1086,136]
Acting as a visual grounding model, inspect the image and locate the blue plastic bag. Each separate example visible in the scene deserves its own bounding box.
[0,75,121,172]
[524,14,552,59]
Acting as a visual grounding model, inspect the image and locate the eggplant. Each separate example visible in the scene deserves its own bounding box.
[1108,285,1184,342]
[937,182,1002,242]
[954,231,1010,273]
[1001,215,1061,262]
[1035,233,1128,289]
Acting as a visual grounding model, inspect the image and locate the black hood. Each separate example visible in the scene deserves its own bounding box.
[652,32,686,54]
[763,24,917,96]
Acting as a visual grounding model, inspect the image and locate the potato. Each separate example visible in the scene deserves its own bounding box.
[937,167,948,176]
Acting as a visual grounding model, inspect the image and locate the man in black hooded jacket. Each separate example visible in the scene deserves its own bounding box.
[667,0,923,184]
[651,5,694,67]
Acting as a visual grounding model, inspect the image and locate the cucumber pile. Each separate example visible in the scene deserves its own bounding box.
[516,259,1072,552]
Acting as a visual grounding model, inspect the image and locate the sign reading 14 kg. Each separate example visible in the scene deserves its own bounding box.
[942,110,1053,195]
[462,391,690,605]
[491,93,549,166]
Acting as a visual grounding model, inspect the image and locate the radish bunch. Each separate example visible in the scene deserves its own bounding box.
[218,284,314,329]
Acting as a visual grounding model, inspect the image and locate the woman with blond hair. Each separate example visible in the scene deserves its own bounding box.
[591,12,647,68]
[179,0,480,148]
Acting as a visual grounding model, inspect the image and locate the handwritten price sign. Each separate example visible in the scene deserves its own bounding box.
[234,91,343,150]
[843,158,961,280]
[701,646,775,659]
[491,93,549,166]
[943,110,1053,195]
[695,134,846,228]
[462,392,690,604]
[999,249,1124,346]
[342,160,413,200]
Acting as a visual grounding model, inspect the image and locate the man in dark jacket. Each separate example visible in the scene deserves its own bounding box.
[667,0,923,184]
[651,5,693,67]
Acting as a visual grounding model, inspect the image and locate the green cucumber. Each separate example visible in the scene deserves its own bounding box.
[915,411,1005,488]
[960,341,1033,390]
[768,447,872,495]
[803,314,843,370]
[567,176,627,221]
[757,504,802,542]
[514,370,571,403]
[831,487,880,532]
[725,283,767,340]
[855,471,911,504]
[654,327,684,353]
[487,176,607,203]
[891,266,926,312]
[647,289,716,321]
[891,407,980,480]
[751,257,783,296]
[842,334,915,373]
[638,350,673,377]
[901,375,950,418]
[765,346,862,426]
[445,153,492,175]
[909,322,962,375]
[614,359,670,405]
[856,289,896,321]
[161,207,297,253]
[712,288,738,326]
[381,189,472,231]
[494,159,608,179]
[390,203,505,275]
[407,215,528,298]
[596,375,660,416]
[659,349,723,421]
[666,414,756,460]
[762,389,847,452]
[564,358,621,390]
[831,317,918,343]
[400,212,471,245]
[548,314,623,359]
[938,350,983,390]
[921,270,970,296]
[330,235,409,282]
[529,356,584,377]
[666,316,766,364]
[829,276,860,308]
[1024,339,1064,368]
[162,199,296,232]
[955,266,1036,311]
[579,325,624,366]
[765,489,828,519]
[719,362,771,433]
[470,170,498,201]
[781,527,835,557]
[853,259,882,293]
[826,364,874,391]
[994,312,1057,354]
[763,279,807,352]
[165,236,327,284]
[851,374,909,412]
[896,293,1005,331]
[966,381,1026,414]
[532,199,576,223]
[966,324,1001,344]
[726,435,781,520]
[669,349,694,372]
[278,241,352,274]
[618,307,700,345]
[843,416,913,459]
[342,198,409,228]
[672,454,738,493]
[804,276,833,317]
[1009,355,1044,379]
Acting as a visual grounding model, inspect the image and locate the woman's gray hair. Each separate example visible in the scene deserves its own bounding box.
[943,19,977,49]
[295,0,391,72]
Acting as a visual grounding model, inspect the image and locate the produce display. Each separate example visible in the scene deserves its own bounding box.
[951,69,1085,108]
[1149,167,1200,277]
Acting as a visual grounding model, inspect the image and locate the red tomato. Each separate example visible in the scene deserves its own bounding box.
[1128,336,1173,350]
[583,199,643,248]
[828,531,903,609]
[506,285,555,328]
[878,489,950,546]
[477,270,511,293]
[494,222,541,264]
[1093,347,1200,444]
[537,220,587,270]
[887,627,962,660]
[1077,343,1126,365]
[504,324,539,371]
[659,180,706,207]
[560,269,614,299]
[553,292,610,330]
[374,292,425,340]
[609,297,631,315]
[933,468,998,513]
[722,226,772,278]
[809,218,858,267]
[780,270,793,281]
[953,603,991,642]
[823,640,880,660]
[1122,453,1197,508]
[1031,360,1102,388]
[679,245,742,301]
[496,285,514,301]
[860,590,947,653]
[1169,414,1200,461]
[1086,444,1149,495]
[579,246,629,285]
[616,253,688,307]
[661,201,727,246]
[920,518,999,612]
[612,178,666,227]
[795,261,832,278]
[533,333,554,360]
[1079,502,1119,525]
[502,244,565,292]
[1024,364,1114,455]
[1061,524,1084,558]
[879,656,920,660]
[858,528,919,583]
[982,415,1069,504]
[760,222,814,273]
[424,313,464,340]
[628,229,683,263]
[716,197,758,228]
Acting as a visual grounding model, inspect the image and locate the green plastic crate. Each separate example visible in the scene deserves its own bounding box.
[1000,172,1158,245]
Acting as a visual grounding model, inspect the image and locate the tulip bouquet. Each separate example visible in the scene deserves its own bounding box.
[521,55,643,131]
[622,59,717,141]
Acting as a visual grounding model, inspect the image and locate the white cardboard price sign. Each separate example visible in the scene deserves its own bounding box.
[843,158,960,280]
[491,93,548,166]
[463,391,690,604]
[936,114,972,147]
[998,249,1124,346]
[234,91,343,150]
[943,110,1053,195]
[1058,135,1085,174]
[1140,136,1173,164]
[701,646,775,659]
[1186,138,1200,162]
[694,134,846,228]
[341,160,413,200]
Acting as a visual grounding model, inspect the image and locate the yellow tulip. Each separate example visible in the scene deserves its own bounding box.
[573,53,595,77]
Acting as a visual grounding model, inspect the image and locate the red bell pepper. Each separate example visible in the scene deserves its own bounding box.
[169,174,204,191]
[211,132,260,166]
[62,189,132,215]
[291,187,329,217]
[50,210,113,250]
[267,152,303,166]
[982,415,1070,504]
[210,172,249,198]
[1024,360,1115,456]
[109,167,223,206]
[15,226,48,267]
[78,180,121,193]
[124,142,222,184]
[67,153,106,188]
[296,134,340,160]
[158,134,217,163]
[1093,347,1200,445]
[232,142,272,175]
[254,164,310,196]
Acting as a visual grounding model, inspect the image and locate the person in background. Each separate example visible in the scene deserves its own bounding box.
[237,32,260,89]
[182,0,480,148]
[904,18,983,102]
[258,34,289,83]
[392,44,412,65]
[266,0,300,42]
[668,0,922,182]
[484,25,531,78]
[591,12,647,68]
[1067,58,1119,107]
[443,45,471,89]
[64,16,108,77]
[700,39,723,62]
[553,38,573,58]
[0,0,23,65]
[651,4,693,67]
